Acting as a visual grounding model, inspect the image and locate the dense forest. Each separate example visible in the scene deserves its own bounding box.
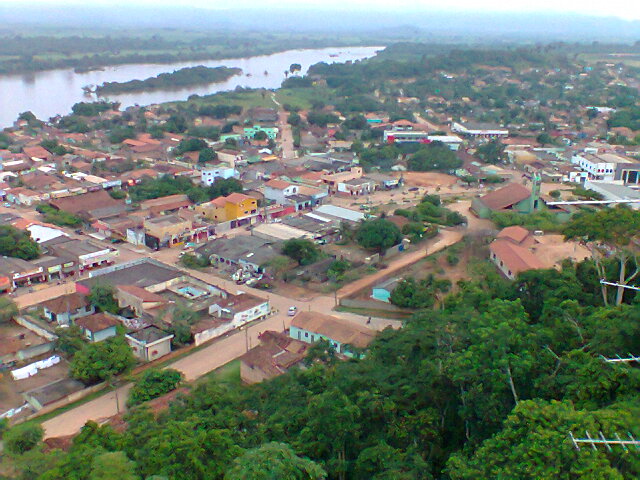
[95,66,242,95]
[5,250,639,479]
[0,32,373,75]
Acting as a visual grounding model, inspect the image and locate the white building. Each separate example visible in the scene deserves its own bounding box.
[201,165,238,186]
[264,179,299,205]
[451,121,509,138]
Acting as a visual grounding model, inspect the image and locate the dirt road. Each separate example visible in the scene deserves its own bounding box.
[337,229,463,298]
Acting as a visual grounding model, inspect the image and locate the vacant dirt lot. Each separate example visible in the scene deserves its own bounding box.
[396,172,458,188]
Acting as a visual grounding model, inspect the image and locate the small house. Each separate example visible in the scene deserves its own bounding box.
[41,293,94,326]
[125,326,174,362]
[290,311,376,358]
[74,312,120,343]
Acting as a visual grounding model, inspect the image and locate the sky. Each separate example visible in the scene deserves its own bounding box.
[1,0,640,20]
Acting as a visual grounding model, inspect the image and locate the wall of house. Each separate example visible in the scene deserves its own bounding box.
[89,326,117,343]
[194,321,233,346]
[231,301,270,326]
[490,250,515,280]
[290,326,350,356]
[225,199,257,220]
[146,339,172,362]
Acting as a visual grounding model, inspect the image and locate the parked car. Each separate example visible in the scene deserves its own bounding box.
[288,306,298,316]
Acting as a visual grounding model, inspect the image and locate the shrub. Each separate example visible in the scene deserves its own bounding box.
[127,368,183,407]
[3,423,43,455]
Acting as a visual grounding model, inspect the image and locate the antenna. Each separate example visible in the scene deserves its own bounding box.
[599,279,640,291]
[570,431,640,452]
[600,354,640,364]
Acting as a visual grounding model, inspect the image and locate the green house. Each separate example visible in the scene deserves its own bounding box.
[471,177,541,219]
[243,125,278,140]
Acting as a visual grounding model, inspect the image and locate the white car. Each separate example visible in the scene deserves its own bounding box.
[288,306,298,316]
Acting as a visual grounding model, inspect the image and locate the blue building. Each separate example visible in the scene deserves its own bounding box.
[371,277,400,303]
[290,311,375,358]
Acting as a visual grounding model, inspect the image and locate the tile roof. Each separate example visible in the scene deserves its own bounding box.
[40,293,89,314]
[477,183,531,211]
[490,239,546,276]
[49,190,123,216]
[225,192,256,204]
[496,226,531,245]
[75,312,120,332]
[265,179,292,190]
[292,311,376,349]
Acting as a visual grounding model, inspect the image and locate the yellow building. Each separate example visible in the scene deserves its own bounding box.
[196,193,258,224]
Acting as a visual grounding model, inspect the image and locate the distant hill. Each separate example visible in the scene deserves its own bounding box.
[0,6,639,42]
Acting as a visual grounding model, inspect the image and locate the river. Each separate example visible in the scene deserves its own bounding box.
[0,46,381,128]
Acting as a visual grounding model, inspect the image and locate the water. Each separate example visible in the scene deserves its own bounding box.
[0,46,381,128]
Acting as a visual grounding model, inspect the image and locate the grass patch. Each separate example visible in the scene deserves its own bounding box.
[182,89,278,109]
[275,87,336,110]
[200,359,241,386]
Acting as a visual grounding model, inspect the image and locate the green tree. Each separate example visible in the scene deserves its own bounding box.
[88,283,119,314]
[356,218,402,253]
[288,112,302,127]
[0,225,40,260]
[54,325,86,356]
[208,177,243,199]
[282,238,320,266]
[165,303,199,347]
[475,139,506,164]
[70,335,136,384]
[198,147,216,164]
[128,369,183,407]
[564,206,640,305]
[536,132,556,146]
[408,142,462,171]
[0,297,18,324]
[226,442,326,480]
[3,423,43,455]
[90,452,139,480]
[447,399,639,480]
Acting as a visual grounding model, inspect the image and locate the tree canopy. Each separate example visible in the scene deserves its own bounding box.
[356,218,403,253]
[0,225,40,260]
[282,238,321,266]
[70,336,136,385]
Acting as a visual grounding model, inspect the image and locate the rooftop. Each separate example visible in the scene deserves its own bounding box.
[79,258,183,290]
[292,311,376,349]
[40,292,89,314]
[127,325,172,344]
[75,312,120,332]
[477,183,532,211]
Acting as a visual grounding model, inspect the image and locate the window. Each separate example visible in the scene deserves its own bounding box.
[305,332,308,337]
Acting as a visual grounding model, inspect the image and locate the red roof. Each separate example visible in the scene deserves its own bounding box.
[490,239,545,276]
[496,226,531,245]
[75,312,120,332]
[265,179,291,190]
[226,192,255,204]
[23,146,50,159]
[478,183,531,211]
